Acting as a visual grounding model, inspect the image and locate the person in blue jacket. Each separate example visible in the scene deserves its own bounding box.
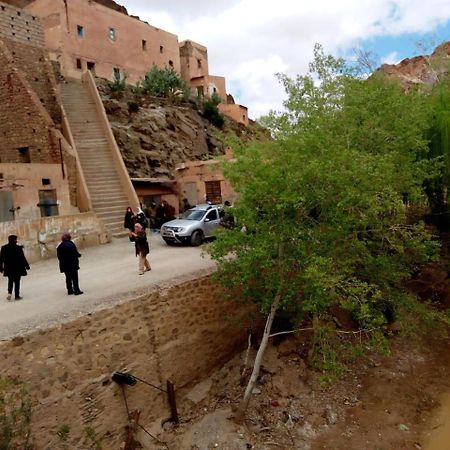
[57,232,83,296]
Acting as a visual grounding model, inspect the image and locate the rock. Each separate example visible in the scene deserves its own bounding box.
[186,378,213,404]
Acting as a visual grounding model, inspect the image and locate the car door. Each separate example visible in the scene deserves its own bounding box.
[203,209,220,237]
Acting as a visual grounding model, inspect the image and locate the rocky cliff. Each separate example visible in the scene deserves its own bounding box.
[97,80,261,179]
[376,42,450,89]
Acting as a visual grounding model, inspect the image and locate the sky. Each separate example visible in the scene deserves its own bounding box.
[118,0,450,120]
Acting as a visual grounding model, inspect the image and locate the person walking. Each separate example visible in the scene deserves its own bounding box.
[57,232,83,295]
[124,207,135,232]
[0,235,30,301]
[130,223,151,275]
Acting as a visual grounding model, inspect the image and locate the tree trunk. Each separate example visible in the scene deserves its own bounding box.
[234,292,281,423]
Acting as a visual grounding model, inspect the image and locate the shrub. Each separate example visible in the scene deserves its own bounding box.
[203,100,225,128]
[141,65,188,98]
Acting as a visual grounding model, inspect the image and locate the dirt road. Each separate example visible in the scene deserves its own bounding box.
[0,235,215,341]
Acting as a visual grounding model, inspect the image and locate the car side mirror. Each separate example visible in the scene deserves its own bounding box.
[204,218,210,222]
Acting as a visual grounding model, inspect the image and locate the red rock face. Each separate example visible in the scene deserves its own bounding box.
[376,41,450,89]
[1,0,128,15]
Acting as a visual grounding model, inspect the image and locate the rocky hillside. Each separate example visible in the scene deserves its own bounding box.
[376,41,450,89]
[97,80,261,179]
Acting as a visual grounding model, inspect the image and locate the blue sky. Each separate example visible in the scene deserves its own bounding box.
[120,0,450,119]
[361,20,450,66]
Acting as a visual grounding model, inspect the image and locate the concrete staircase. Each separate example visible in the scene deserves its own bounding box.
[60,79,129,237]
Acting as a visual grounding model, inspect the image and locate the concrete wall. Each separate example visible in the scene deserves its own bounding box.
[0,212,110,262]
[26,0,181,83]
[0,275,257,449]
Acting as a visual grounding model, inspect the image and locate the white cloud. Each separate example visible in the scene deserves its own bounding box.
[380,51,400,65]
[119,0,450,118]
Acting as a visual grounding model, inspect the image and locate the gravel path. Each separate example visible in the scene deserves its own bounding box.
[0,235,216,341]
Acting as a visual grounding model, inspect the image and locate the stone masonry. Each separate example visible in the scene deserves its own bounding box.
[0,275,259,449]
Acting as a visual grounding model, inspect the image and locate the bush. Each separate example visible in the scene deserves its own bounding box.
[203,100,224,128]
[141,65,188,98]
[108,74,127,93]
[127,100,139,113]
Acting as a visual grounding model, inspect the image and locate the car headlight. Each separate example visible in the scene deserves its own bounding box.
[175,227,185,233]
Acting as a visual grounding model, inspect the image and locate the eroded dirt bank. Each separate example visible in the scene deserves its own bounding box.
[153,334,450,450]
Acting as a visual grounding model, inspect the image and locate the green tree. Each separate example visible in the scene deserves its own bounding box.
[141,65,189,99]
[209,44,442,420]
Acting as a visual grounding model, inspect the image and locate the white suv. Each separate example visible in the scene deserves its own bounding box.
[161,204,221,246]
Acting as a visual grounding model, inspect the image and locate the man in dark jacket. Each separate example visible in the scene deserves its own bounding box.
[0,235,30,301]
[57,232,83,295]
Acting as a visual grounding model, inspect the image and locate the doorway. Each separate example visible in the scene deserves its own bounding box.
[87,61,96,74]
[0,191,14,222]
[38,189,59,217]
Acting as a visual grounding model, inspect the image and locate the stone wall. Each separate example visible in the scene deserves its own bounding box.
[0,275,257,449]
[0,212,110,262]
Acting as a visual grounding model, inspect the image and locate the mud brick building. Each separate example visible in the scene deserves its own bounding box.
[0,1,76,220]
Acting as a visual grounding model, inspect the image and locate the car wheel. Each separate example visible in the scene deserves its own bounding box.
[190,230,203,246]
[163,239,176,246]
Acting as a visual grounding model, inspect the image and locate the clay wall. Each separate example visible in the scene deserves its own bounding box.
[0,1,61,124]
[175,158,237,206]
[219,103,249,126]
[0,42,60,164]
[0,1,44,47]
[0,211,110,262]
[26,0,181,84]
[179,39,209,82]
[0,163,72,220]
[0,275,256,448]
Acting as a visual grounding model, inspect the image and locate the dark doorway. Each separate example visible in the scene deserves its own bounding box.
[0,191,14,222]
[87,61,96,74]
[38,189,59,217]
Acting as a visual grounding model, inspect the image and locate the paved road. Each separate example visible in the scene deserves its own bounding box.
[0,235,216,341]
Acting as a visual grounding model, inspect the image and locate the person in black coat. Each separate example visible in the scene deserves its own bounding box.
[57,232,83,295]
[0,235,30,301]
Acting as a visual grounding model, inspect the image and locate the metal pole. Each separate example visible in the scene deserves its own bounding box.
[166,380,179,424]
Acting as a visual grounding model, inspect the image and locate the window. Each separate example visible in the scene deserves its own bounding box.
[205,209,219,221]
[17,147,30,163]
[159,45,163,53]
[196,86,204,97]
[197,58,202,69]
[109,27,116,41]
[113,67,121,81]
[142,39,147,51]
[168,60,173,67]
[42,178,50,186]
[76,58,82,70]
[77,25,84,37]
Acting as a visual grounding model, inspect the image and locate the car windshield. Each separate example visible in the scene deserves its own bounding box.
[182,209,206,221]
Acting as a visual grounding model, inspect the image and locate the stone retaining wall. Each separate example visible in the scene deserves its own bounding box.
[0,212,110,262]
[0,275,258,449]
